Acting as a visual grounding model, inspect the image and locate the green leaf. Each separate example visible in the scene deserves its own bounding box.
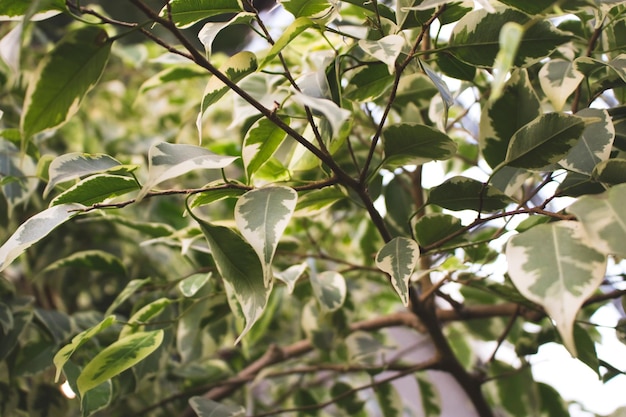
[198,12,255,57]
[53,315,117,382]
[417,374,442,417]
[310,271,346,312]
[503,113,586,170]
[0,0,63,19]
[0,139,38,215]
[506,221,607,356]
[383,123,457,168]
[163,0,244,28]
[189,397,245,417]
[189,187,246,208]
[295,187,345,215]
[344,64,394,102]
[568,183,626,257]
[76,329,164,396]
[497,0,558,14]
[192,215,268,344]
[491,22,524,100]
[279,0,336,18]
[274,262,307,294]
[428,176,512,212]
[120,298,172,338]
[592,159,626,184]
[0,203,84,272]
[414,213,465,248]
[480,69,541,168]
[242,117,290,181]
[44,250,126,276]
[330,382,364,414]
[290,90,351,139]
[235,186,297,286]
[138,142,238,200]
[178,272,211,297]
[375,381,403,417]
[50,174,138,207]
[44,153,122,198]
[559,109,615,175]
[375,237,420,306]
[21,26,111,139]
[539,59,584,111]
[358,34,405,73]
[260,17,315,68]
[105,278,151,316]
[450,8,571,67]
[139,66,208,94]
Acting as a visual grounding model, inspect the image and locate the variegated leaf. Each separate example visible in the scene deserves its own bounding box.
[43,250,126,276]
[44,153,122,198]
[417,374,442,417]
[198,12,254,57]
[428,176,512,212]
[178,272,211,297]
[193,215,269,344]
[592,159,626,184]
[119,298,172,338]
[310,271,346,312]
[235,186,297,286]
[274,262,308,294]
[50,174,138,207]
[539,59,584,111]
[189,397,245,417]
[162,0,243,28]
[138,142,238,201]
[506,221,607,356]
[0,203,84,272]
[0,139,38,214]
[53,315,117,382]
[279,0,337,19]
[491,22,524,100]
[568,183,626,258]
[76,330,164,395]
[376,380,404,417]
[559,108,614,175]
[260,17,315,68]
[289,90,351,138]
[358,34,405,74]
[383,123,457,168]
[242,116,290,182]
[375,237,420,306]
[105,278,151,316]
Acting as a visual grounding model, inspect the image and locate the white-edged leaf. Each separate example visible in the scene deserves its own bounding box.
[76,329,164,396]
[289,90,351,138]
[383,123,457,168]
[506,221,607,356]
[162,0,244,28]
[260,17,315,68]
[235,186,297,286]
[44,153,122,198]
[192,214,269,344]
[242,116,290,181]
[53,315,117,382]
[559,108,615,175]
[50,174,138,207]
[310,271,346,312]
[491,22,524,100]
[178,272,212,297]
[376,379,404,417]
[119,298,172,338]
[417,374,442,417]
[198,12,254,57]
[568,183,626,258]
[43,250,126,276]
[21,26,111,139]
[539,59,584,111]
[428,176,512,212]
[376,237,420,306]
[138,142,238,201]
[189,397,245,417]
[274,262,307,294]
[0,203,84,272]
[105,278,151,316]
[358,34,405,74]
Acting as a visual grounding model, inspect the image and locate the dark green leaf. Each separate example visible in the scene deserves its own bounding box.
[50,174,138,207]
[383,123,457,167]
[428,176,512,212]
[163,0,244,28]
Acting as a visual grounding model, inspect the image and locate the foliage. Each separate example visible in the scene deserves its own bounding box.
[1,0,626,416]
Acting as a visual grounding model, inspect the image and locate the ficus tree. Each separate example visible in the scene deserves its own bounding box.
[0,0,625,416]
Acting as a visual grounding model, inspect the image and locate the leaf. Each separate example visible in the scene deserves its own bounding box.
[44,153,122,198]
[260,17,315,68]
[358,34,405,73]
[503,113,586,170]
[21,26,111,139]
[162,0,243,28]
[506,221,607,356]
[189,187,246,208]
[375,237,420,306]
[539,59,584,111]
[568,183,626,258]
[235,186,297,287]
[592,159,626,185]
[53,315,117,382]
[383,123,457,168]
[279,0,336,19]
[491,22,524,100]
[138,142,238,201]
[289,90,351,138]
[139,66,208,94]
[105,278,151,316]
[375,381,403,417]
[0,203,84,272]
[274,262,307,294]
[120,298,172,338]
[310,271,346,312]
[192,214,269,344]
[428,176,512,212]
[450,8,571,67]
[414,213,465,248]
[178,273,211,297]
[0,0,63,20]
[344,63,394,102]
[50,174,138,207]
[0,139,38,214]
[76,329,164,396]
[198,12,255,57]
[480,69,541,168]
[44,250,126,276]
[559,109,615,175]
[242,117,290,181]
[417,374,442,417]
[189,397,245,417]
[294,187,345,215]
